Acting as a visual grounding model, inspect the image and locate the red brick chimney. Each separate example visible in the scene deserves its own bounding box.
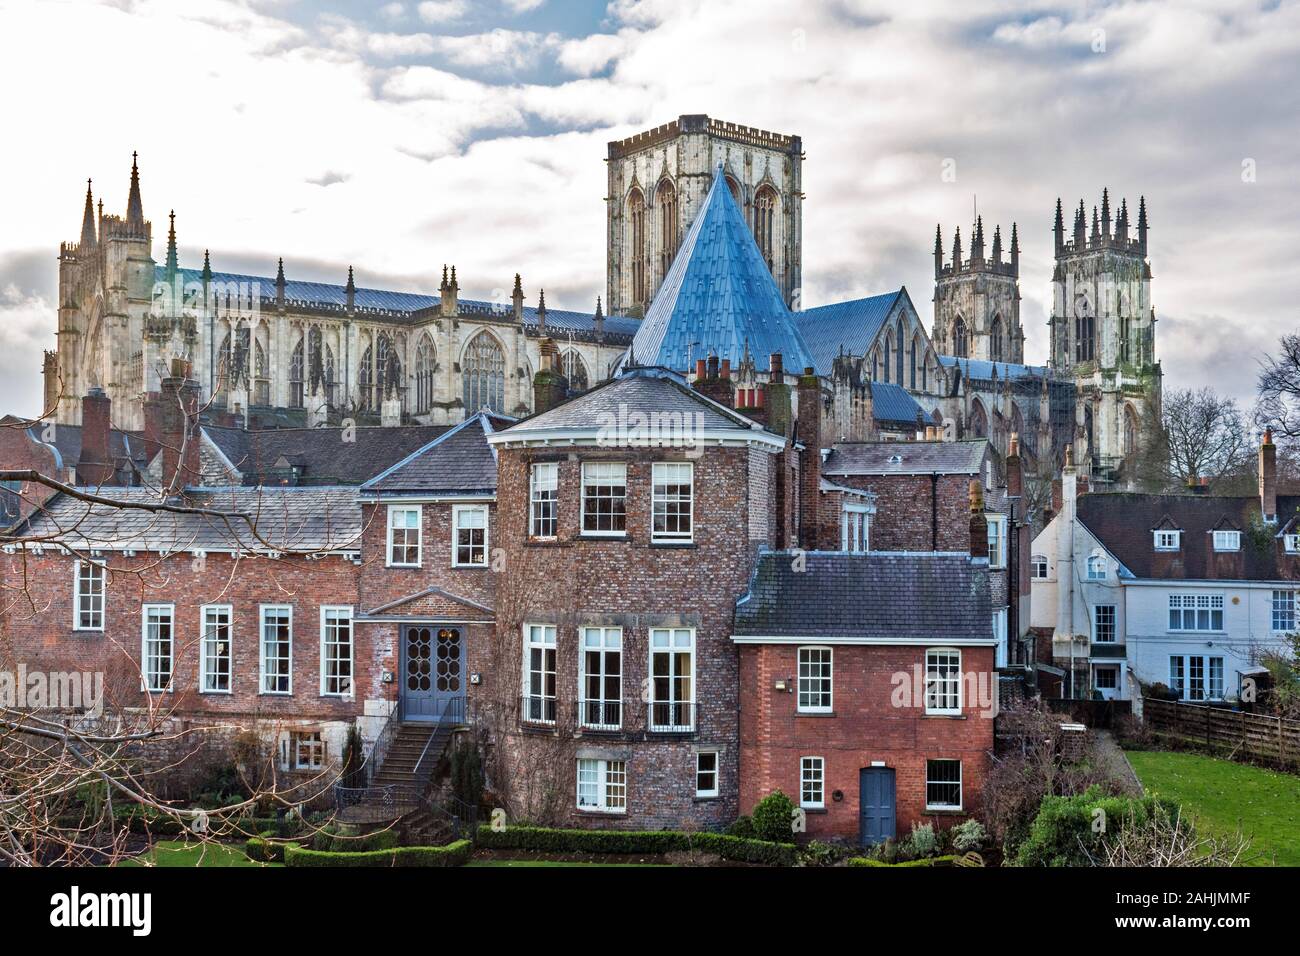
[692,353,735,409]
[969,478,989,560]
[1260,427,1277,522]
[78,388,116,486]
[797,367,822,550]
[160,358,202,495]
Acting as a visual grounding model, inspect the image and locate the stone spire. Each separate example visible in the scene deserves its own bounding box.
[126,152,144,232]
[971,216,985,262]
[1116,198,1129,242]
[1090,206,1101,245]
[1101,187,1112,239]
[933,224,944,278]
[511,272,524,321]
[1053,198,1065,255]
[79,179,97,250]
[537,288,547,332]
[201,249,212,284]
[950,226,962,271]
[594,294,605,342]
[1010,222,1020,275]
[275,257,286,307]
[1137,195,1149,255]
[164,210,178,279]
[345,265,356,312]
[990,224,1002,264]
[1073,200,1086,246]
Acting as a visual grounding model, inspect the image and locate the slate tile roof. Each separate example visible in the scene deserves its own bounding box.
[15,486,362,554]
[937,355,1049,381]
[495,366,767,438]
[204,423,456,486]
[733,551,992,641]
[162,265,640,339]
[361,412,506,495]
[1077,492,1300,581]
[870,382,927,429]
[626,168,814,374]
[797,290,902,376]
[823,439,988,476]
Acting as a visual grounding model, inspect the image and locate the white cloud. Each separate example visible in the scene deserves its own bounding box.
[379,2,406,20]
[502,0,545,12]
[557,32,629,76]
[417,0,468,24]
[430,28,562,70]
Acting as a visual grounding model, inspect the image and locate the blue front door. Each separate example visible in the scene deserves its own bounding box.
[859,767,896,846]
[402,625,463,721]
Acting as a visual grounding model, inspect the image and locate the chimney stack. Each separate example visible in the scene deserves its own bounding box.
[1006,432,1023,500]
[692,352,735,409]
[797,367,822,549]
[969,478,989,560]
[160,358,202,495]
[78,388,115,486]
[1260,428,1277,523]
[533,338,568,415]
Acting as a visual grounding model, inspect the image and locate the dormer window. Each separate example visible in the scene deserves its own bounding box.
[1212,530,1241,552]
[1086,555,1106,580]
[1154,530,1180,551]
[1285,534,1300,554]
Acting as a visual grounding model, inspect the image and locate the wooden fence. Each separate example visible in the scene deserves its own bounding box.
[1143,698,1300,768]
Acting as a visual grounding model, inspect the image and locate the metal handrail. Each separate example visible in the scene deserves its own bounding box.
[413,695,465,780]
[647,699,696,733]
[520,694,558,725]
[576,698,622,731]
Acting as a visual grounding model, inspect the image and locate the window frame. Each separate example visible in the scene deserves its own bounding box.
[1167,593,1225,633]
[578,626,623,731]
[841,503,871,553]
[925,759,963,811]
[648,626,696,732]
[695,750,719,799]
[73,558,107,631]
[199,603,233,695]
[319,605,354,698]
[1273,590,1296,633]
[451,503,489,568]
[386,504,422,568]
[1030,553,1049,580]
[141,603,174,694]
[1284,533,1300,554]
[1092,604,1117,644]
[1094,666,1119,690]
[580,461,628,537]
[289,731,325,772]
[797,646,833,713]
[924,647,962,716]
[1212,529,1241,552]
[1086,554,1107,580]
[529,462,558,539]
[651,461,694,544]
[986,514,1008,569]
[259,604,294,695]
[800,755,825,810]
[522,623,557,724]
[576,757,627,814]
[1154,529,1181,551]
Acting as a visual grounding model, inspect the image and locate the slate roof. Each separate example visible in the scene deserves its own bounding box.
[162,265,640,339]
[204,423,457,486]
[361,412,504,496]
[1076,492,1300,581]
[15,486,361,554]
[937,355,1049,381]
[823,440,989,477]
[733,551,992,641]
[494,366,771,439]
[870,382,927,428]
[43,423,149,472]
[797,290,902,376]
[626,168,814,374]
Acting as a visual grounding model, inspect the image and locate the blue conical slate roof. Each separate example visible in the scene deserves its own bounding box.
[628,168,814,374]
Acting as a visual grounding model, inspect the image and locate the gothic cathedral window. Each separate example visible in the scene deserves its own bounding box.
[754,186,777,273]
[414,334,436,414]
[1074,312,1095,363]
[990,316,1005,363]
[656,180,678,281]
[629,189,647,309]
[895,320,905,385]
[463,332,506,415]
[290,337,305,408]
[953,317,969,359]
[562,350,590,394]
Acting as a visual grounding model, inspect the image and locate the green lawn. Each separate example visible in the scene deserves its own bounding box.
[1125,750,1300,866]
[121,840,280,867]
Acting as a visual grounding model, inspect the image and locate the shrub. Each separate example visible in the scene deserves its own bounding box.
[798,840,850,867]
[908,823,937,858]
[474,825,796,866]
[726,815,756,839]
[285,840,472,868]
[311,824,400,853]
[951,819,986,853]
[449,738,486,810]
[1014,787,1184,867]
[245,833,286,863]
[846,855,956,867]
[751,790,797,843]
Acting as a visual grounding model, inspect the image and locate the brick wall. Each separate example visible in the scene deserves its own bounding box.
[738,643,995,842]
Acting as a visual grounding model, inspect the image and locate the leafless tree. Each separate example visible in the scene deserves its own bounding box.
[1133,387,1252,493]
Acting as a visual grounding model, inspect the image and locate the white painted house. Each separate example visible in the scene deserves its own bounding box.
[1031,433,1296,705]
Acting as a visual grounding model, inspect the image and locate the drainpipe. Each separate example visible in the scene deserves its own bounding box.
[930,473,939,550]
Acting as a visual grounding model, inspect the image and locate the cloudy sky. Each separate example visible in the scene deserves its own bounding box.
[1,0,1297,416]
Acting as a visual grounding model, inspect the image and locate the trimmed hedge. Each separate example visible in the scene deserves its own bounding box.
[846,855,957,867]
[244,833,286,864]
[311,826,400,853]
[284,840,471,868]
[474,825,797,866]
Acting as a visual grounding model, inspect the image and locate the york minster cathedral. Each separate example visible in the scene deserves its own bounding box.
[44,114,1161,486]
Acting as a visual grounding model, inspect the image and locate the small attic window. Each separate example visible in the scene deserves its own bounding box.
[1212,530,1241,552]
[1284,534,1300,554]
[887,454,903,465]
[1154,530,1180,551]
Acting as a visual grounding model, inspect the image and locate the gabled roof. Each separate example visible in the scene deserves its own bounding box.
[626,168,814,374]
[489,366,785,449]
[733,551,992,642]
[1076,492,1300,581]
[13,486,361,554]
[797,289,903,376]
[823,439,988,477]
[161,265,640,339]
[870,382,927,428]
[203,422,456,486]
[361,412,505,496]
